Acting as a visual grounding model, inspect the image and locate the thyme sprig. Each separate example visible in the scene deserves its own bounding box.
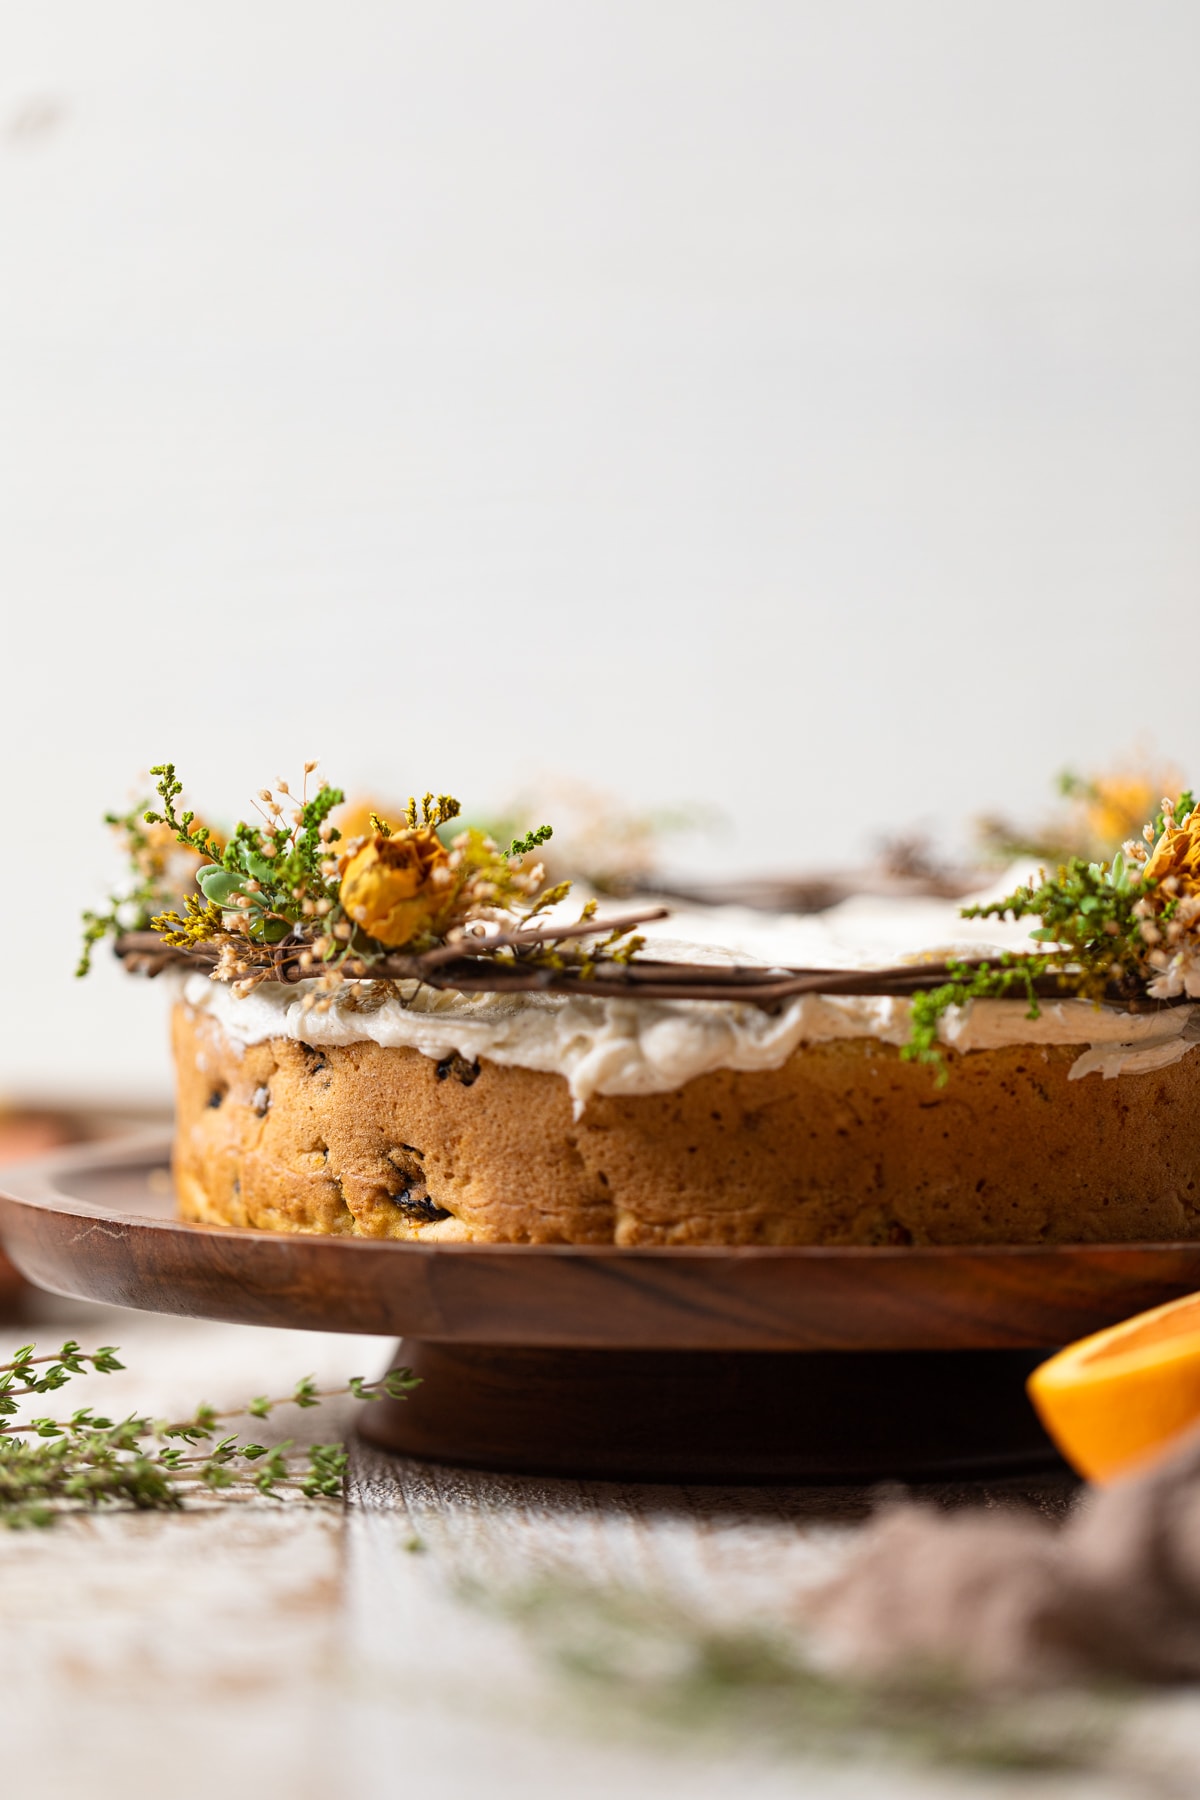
[473,1576,1111,1774]
[903,788,1200,1075]
[507,823,553,859]
[0,1339,418,1529]
[902,956,1051,1080]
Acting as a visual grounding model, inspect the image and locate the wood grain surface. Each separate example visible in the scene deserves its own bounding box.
[5,1288,1198,1800]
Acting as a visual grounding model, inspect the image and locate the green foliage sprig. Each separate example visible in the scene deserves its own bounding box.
[0,1339,418,1530]
[79,761,357,970]
[77,797,185,976]
[507,823,553,859]
[169,761,348,947]
[904,847,1159,1078]
[143,762,223,863]
[902,956,1050,1082]
[962,851,1146,984]
[473,1577,1111,1774]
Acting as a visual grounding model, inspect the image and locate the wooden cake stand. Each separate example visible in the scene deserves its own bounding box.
[4,1134,1200,1481]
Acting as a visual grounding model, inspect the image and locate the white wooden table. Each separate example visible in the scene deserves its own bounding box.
[2,1288,1198,1800]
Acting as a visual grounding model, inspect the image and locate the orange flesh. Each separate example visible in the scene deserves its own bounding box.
[1084,1298,1200,1363]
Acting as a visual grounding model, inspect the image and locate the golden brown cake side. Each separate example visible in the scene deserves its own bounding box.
[172,1000,1200,1246]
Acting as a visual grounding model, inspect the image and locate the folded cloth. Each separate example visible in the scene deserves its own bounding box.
[808,1427,1200,1687]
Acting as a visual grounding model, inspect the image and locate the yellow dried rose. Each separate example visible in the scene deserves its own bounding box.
[1142,809,1200,895]
[338,828,452,947]
[1085,776,1162,853]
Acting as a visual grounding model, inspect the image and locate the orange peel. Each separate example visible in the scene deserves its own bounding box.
[1028,1291,1200,1483]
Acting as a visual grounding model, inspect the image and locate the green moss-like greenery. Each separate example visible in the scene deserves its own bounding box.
[901,955,1051,1083]
[903,841,1171,1078]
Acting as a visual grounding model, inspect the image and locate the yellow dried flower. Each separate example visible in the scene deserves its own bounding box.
[334,799,392,843]
[1086,776,1163,853]
[338,828,451,947]
[1142,810,1200,897]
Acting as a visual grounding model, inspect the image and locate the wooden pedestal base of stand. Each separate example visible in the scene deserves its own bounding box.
[356,1343,1066,1482]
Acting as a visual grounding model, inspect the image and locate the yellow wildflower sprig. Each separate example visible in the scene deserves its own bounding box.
[152,894,224,950]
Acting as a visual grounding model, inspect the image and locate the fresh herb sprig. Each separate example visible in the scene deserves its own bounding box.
[0,1340,418,1529]
[962,851,1146,986]
[142,763,223,864]
[77,795,207,976]
[507,823,553,859]
[158,760,348,950]
[902,816,1187,1077]
[902,955,1052,1081]
[472,1576,1110,1774]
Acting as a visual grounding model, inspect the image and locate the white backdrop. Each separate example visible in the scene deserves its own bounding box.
[2,2,1198,1097]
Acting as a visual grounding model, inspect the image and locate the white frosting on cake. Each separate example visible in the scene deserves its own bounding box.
[180,878,1200,1110]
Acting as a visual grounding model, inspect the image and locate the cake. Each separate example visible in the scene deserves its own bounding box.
[172,968,1200,1246]
[84,764,1200,1248]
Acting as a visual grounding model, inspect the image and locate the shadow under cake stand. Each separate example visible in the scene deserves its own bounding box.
[4,1135,1200,1481]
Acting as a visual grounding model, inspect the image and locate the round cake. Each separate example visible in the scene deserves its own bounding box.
[83,764,1200,1249]
[172,911,1200,1247]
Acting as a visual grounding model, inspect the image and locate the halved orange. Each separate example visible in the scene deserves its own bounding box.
[1028,1291,1200,1482]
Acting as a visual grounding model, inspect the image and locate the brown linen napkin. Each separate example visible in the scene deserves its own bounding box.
[808,1427,1200,1687]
